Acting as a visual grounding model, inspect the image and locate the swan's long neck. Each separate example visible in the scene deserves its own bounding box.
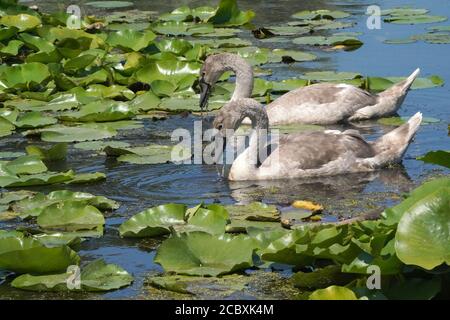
[242,105,269,168]
[220,56,254,100]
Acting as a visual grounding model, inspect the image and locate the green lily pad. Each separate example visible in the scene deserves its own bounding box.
[119,203,186,237]
[293,34,362,48]
[11,259,133,292]
[309,285,358,300]
[271,78,309,92]
[74,140,130,151]
[60,100,134,122]
[0,117,15,137]
[135,60,200,85]
[292,10,350,20]
[0,234,79,274]
[13,189,118,218]
[0,26,18,41]
[381,8,429,16]
[0,39,24,56]
[383,177,450,224]
[292,265,355,289]
[25,124,118,142]
[105,144,191,164]
[1,155,47,175]
[395,189,450,270]
[14,111,58,128]
[25,143,67,161]
[66,172,106,184]
[154,231,255,276]
[37,200,105,232]
[0,14,41,32]
[0,170,75,188]
[384,14,447,24]
[107,29,156,52]
[0,62,50,90]
[414,33,450,44]
[417,150,450,169]
[383,38,417,45]
[85,1,134,9]
[224,202,280,222]
[0,151,25,159]
[18,32,54,52]
[207,0,255,27]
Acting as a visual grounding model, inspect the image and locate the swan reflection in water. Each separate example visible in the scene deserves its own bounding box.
[221,166,414,216]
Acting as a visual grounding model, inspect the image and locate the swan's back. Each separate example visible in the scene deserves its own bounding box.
[266,83,378,124]
[267,131,375,170]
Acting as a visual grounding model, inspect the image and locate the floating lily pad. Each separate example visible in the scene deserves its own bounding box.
[66,172,106,184]
[119,203,229,237]
[0,14,41,32]
[107,29,156,52]
[414,33,450,44]
[0,234,80,274]
[25,143,67,161]
[417,150,450,169]
[105,144,191,164]
[207,0,255,27]
[309,285,358,300]
[293,34,362,48]
[0,39,24,56]
[14,111,58,128]
[1,155,47,175]
[25,124,118,142]
[395,189,450,270]
[224,202,280,222]
[85,1,134,9]
[384,14,447,24]
[0,170,74,188]
[135,60,200,85]
[60,100,134,122]
[292,10,350,20]
[11,259,133,292]
[13,189,119,218]
[37,200,105,232]
[119,203,186,238]
[0,62,50,90]
[383,177,450,224]
[154,231,255,276]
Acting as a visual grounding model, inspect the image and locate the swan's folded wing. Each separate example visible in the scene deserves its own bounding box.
[267,131,375,171]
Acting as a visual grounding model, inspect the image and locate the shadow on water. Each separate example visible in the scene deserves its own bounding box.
[0,0,449,299]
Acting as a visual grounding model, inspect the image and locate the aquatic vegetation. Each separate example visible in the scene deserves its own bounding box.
[0,0,448,300]
[0,154,104,187]
[0,232,80,274]
[382,7,447,25]
[11,259,133,292]
[417,151,450,169]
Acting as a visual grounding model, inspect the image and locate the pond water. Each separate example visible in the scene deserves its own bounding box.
[0,0,449,299]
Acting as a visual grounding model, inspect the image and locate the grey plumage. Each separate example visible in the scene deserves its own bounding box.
[200,53,420,125]
[213,98,422,181]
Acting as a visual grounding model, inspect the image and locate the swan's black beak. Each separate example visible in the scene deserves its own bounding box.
[199,78,211,111]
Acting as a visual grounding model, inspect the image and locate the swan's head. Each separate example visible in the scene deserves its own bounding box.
[199,53,249,111]
[213,98,267,135]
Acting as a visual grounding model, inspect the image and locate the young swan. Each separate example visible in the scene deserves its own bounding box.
[213,98,422,181]
[200,53,420,125]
